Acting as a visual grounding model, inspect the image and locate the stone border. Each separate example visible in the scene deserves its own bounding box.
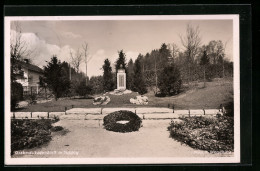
[11,108,223,120]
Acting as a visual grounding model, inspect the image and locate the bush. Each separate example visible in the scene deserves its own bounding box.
[75,81,92,96]
[168,116,234,152]
[103,110,142,133]
[158,64,182,96]
[11,82,23,110]
[11,119,54,155]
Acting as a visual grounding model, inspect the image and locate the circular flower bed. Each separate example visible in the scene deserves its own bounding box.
[103,110,142,133]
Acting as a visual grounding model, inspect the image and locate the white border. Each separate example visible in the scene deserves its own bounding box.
[4,15,240,165]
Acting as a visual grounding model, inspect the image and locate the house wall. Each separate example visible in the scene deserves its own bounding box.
[16,67,43,94]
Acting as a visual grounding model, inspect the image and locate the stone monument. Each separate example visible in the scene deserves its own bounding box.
[117,64,126,90]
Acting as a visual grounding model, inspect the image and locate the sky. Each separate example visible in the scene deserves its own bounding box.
[10,19,233,77]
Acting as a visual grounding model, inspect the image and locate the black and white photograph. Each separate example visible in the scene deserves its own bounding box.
[4,15,240,165]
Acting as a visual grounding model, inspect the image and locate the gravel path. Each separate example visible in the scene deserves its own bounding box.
[12,120,233,158]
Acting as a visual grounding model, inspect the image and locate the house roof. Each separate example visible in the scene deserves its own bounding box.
[17,60,43,73]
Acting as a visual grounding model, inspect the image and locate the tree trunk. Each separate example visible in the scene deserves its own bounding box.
[222,60,225,78]
[203,66,206,88]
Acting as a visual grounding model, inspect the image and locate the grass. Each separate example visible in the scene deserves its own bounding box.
[15,77,233,112]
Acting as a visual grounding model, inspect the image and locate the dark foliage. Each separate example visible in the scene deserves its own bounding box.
[51,126,64,132]
[75,81,92,96]
[102,59,115,91]
[168,116,234,152]
[115,50,127,72]
[132,58,147,95]
[41,56,71,100]
[158,64,182,96]
[126,58,134,90]
[103,110,142,133]
[11,82,23,110]
[11,119,53,155]
[89,75,104,94]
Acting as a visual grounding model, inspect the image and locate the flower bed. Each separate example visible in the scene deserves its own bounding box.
[168,116,234,152]
[93,96,110,105]
[11,119,62,155]
[103,110,142,133]
[130,95,148,105]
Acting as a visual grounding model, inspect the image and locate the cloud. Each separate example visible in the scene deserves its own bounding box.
[60,31,81,39]
[11,30,76,68]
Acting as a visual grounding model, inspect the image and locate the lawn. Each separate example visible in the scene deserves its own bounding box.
[15,78,233,112]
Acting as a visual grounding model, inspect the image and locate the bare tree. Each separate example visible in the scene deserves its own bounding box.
[70,48,83,73]
[167,42,179,63]
[10,21,35,82]
[221,40,229,78]
[180,24,202,84]
[82,42,90,85]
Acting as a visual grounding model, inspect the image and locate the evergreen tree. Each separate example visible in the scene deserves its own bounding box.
[126,58,134,90]
[158,64,182,96]
[115,50,127,72]
[41,56,71,100]
[159,43,171,68]
[132,58,147,94]
[102,59,114,91]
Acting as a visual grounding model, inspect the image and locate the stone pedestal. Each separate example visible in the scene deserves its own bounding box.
[117,68,126,90]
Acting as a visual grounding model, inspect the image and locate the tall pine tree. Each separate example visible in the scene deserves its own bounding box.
[115,50,127,72]
[102,59,114,91]
[41,56,71,100]
[133,58,147,94]
[126,58,134,90]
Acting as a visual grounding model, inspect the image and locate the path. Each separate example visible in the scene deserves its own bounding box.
[12,119,232,158]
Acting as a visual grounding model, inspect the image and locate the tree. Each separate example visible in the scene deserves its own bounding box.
[207,40,224,65]
[168,42,179,64]
[82,42,92,85]
[132,58,147,94]
[10,21,34,82]
[89,76,104,94]
[115,50,127,72]
[126,58,134,90]
[102,59,114,91]
[41,56,71,100]
[200,50,210,87]
[75,81,92,97]
[158,64,182,96]
[159,43,171,68]
[180,24,202,84]
[70,48,83,73]
[150,49,160,94]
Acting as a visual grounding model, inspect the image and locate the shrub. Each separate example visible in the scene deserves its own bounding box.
[11,82,23,110]
[11,119,63,155]
[103,110,142,133]
[75,81,92,96]
[158,64,182,96]
[51,126,63,132]
[168,116,234,152]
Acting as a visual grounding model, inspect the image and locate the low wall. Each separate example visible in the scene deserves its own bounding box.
[11,108,222,120]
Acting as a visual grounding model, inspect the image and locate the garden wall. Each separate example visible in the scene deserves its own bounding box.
[11,108,222,120]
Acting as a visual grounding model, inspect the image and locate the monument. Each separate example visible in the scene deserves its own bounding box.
[117,64,126,90]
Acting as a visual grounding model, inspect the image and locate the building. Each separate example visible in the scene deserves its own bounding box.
[15,59,43,95]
